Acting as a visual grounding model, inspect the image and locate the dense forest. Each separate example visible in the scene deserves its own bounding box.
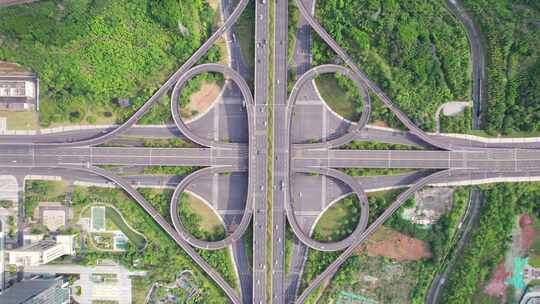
[441,183,540,303]
[0,0,220,126]
[313,0,471,131]
[461,0,540,135]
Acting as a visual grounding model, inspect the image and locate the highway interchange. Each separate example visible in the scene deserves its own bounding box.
[1,0,540,303]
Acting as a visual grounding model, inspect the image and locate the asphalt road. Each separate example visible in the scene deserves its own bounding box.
[445,0,486,129]
[252,0,270,303]
[170,166,252,250]
[294,148,540,171]
[272,0,290,302]
[1,1,539,303]
[0,0,39,7]
[0,146,247,168]
[426,188,481,304]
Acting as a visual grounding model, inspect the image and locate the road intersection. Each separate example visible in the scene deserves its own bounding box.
[1,1,540,303]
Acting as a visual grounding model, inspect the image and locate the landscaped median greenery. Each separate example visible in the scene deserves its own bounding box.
[312,0,471,131]
[460,0,539,135]
[0,0,221,127]
[233,0,255,73]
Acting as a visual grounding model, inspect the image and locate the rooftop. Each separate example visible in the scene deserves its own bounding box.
[0,278,60,304]
[11,239,57,252]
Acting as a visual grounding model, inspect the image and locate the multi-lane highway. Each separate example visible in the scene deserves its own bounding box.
[2,1,540,303]
[272,0,289,303]
[252,0,270,303]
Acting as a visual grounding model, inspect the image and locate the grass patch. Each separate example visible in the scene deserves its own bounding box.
[178,193,225,242]
[287,0,299,62]
[24,180,68,220]
[315,74,363,121]
[343,168,416,177]
[233,0,255,73]
[141,166,199,176]
[343,140,423,150]
[312,196,360,242]
[182,193,223,238]
[529,253,540,268]
[142,138,196,148]
[0,111,38,130]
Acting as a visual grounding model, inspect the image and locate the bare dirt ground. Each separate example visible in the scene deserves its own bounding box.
[207,0,219,11]
[484,262,509,297]
[520,214,534,251]
[183,82,221,119]
[0,60,33,76]
[359,227,432,262]
[369,120,391,128]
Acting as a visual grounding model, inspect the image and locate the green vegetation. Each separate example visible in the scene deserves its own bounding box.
[312,196,360,242]
[0,111,38,130]
[343,140,422,150]
[301,188,470,302]
[0,0,220,126]
[105,206,146,249]
[243,222,253,268]
[440,106,473,133]
[315,74,365,121]
[441,183,540,303]
[343,167,415,177]
[142,138,196,148]
[24,180,67,219]
[177,72,224,116]
[142,166,199,176]
[178,193,225,242]
[71,186,236,300]
[461,0,540,135]
[313,0,471,131]
[0,200,13,208]
[233,0,255,72]
[7,215,16,238]
[284,226,294,272]
[288,0,299,62]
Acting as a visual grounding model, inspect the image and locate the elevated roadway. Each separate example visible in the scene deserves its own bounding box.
[272,0,290,302]
[252,0,270,302]
[0,146,247,168]
[286,167,369,252]
[294,149,540,171]
[170,166,252,250]
[170,63,253,149]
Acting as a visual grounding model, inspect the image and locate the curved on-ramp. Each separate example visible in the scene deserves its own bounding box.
[294,169,468,303]
[286,167,369,252]
[170,63,253,149]
[288,64,371,149]
[292,0,484,152]
[170,166,252,250]
[43,164,243,303]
